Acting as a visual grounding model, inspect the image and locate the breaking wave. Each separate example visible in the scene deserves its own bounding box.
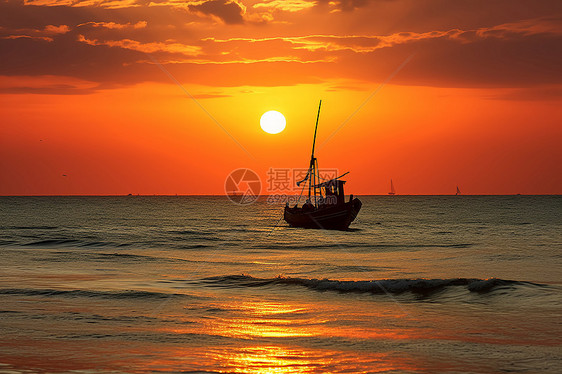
[200,275,546,294]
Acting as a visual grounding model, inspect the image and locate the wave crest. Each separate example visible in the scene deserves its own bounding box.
[201,275,545,294]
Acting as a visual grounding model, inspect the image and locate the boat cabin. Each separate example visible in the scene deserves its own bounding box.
[314,179,346,205]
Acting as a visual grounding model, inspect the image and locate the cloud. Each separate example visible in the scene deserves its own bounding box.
[487,85,562,101]
[96,0,140,8]
[77,35,202,56]
[77,21,148,29]
[187,0,246,24]
[190,92,232,99]
[253,0,315,13]
[23,0,141,8]
[0,24,71,36]
[317,0,372,12]
[0,75,102,95]
[204,17,562,55]
[0,33,154,88]
[23,0,74,5]
[148,0,246,24]
[2,0,561,91]
[151,56,335,64]
[201,31,457,54]
[349,32,562,88]
[479,17,562,38]
[199,17,562,87]
[1,34,54,42]
[43,24,71,34]
[0,23,70,42]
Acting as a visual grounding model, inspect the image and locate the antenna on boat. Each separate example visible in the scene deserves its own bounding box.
[308,100,322,204]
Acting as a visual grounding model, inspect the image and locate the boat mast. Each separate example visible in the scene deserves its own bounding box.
[308,100,322,205]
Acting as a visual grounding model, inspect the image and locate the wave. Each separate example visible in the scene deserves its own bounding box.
[23,239,80,246]
[5,226,59,230]
[0,288,196,300]
[248,243,474,251]
[14,238,214,249]
[21,239,131,248]
[4,234,473,252]
[33,251,248,267]
[200,275,546,294]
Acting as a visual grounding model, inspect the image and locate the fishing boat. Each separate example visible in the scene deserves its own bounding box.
[283,101,362,230]
[388,179,396,195]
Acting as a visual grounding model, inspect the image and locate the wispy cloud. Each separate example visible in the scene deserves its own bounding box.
[205,18,562,54]
[253,0,315,13]
[78,35,203,56]
[1,34,54,42]
[43,25,71,34]
[148,56,336,65]
[23,0,141,8]
[77,21,147,30]
[0,75,101,95]
[0,24,70,42]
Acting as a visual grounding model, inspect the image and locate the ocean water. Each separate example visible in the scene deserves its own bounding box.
[0,196,560,373]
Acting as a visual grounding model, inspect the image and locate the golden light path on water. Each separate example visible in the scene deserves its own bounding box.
[146,297,430,373]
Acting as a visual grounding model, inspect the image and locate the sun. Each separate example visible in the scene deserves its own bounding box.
[260,111,286,134]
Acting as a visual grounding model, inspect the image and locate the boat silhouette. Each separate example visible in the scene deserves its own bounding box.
[388,179,396,195]
[283,101,362,230]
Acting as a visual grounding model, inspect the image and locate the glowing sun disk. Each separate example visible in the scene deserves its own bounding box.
[260,111,286,134]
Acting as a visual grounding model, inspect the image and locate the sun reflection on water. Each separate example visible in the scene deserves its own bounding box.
[189,299,417,372]
[204,300,322,339]
[210,346,321,373]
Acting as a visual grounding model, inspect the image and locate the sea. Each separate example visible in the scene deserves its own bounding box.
[0,196,560,373]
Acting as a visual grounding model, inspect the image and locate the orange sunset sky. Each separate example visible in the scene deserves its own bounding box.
[1,0,561,195]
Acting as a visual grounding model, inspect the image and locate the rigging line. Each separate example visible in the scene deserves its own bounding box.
[265,214,285,237]
[147,54,255,160]
[317,53,415,151]
[266,181,307,237]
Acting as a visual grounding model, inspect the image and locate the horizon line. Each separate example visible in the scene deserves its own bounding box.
[1,194,560,197]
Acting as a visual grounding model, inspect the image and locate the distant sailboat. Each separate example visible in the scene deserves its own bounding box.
[456,186,461,195]
[388,179,396,195]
